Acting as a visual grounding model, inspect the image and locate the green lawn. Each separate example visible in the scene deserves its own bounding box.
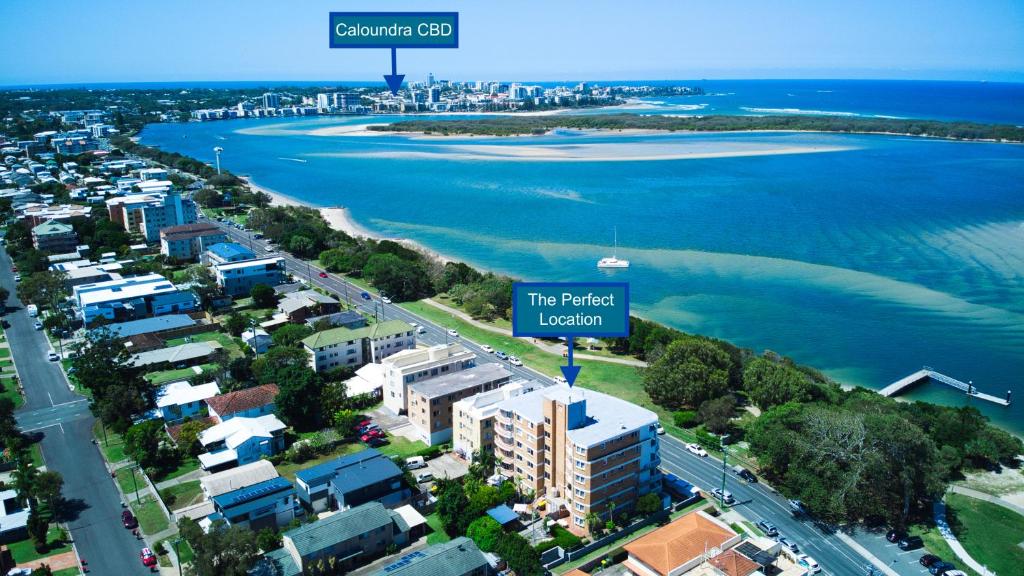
[29,442,45,468]
[159,456,201,482]
[8,525,72,564]
[117,466,146,501]
[0,348,10,358]
[94,421,127,463]
[0,376,24,409]
[145,363,219,386]
[161,480,204,510]
[945,493,1024,575]
[377,435,429,460]
[275,442,367,481]
[131,496,170,535]
[424,512,451,545]
[52,568,82,576]
[158,537,194,567]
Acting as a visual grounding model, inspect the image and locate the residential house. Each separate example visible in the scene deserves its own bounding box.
[213,256,287,297]
[209,476,297,531]
[452,380,536,461]
[301,320,415,373]
[256,502,427,576]
[494,385,661,531]
[31,220,78,253]
[381,344,477,415]
[200,460,281,500]
[622,511,741,576]
[155,380,220,423]
[368,538,491,576]
[205,383,279,422]
[242,327,272,354]
[160,222,227,261]
[277,289,340,323]
[72,273,198,324]
[294,448,409,513]
[407,364,514,446]
[0,490,29,543]
[129,341,223,371]
[198,414,287,471]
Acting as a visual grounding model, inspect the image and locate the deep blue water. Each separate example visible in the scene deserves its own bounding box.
[140,80,1024,433]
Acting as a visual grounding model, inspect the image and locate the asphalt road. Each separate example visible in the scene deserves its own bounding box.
[212,218,910,575]
[1,247,152,576]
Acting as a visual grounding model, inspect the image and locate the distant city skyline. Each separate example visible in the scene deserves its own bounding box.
[2,0,1023,86]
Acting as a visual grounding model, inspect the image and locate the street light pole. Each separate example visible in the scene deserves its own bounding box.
[173,538,183,576]
[131,465,140,503]
[719,434,730,508]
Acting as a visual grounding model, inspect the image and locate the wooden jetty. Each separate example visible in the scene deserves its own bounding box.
[880,367,1010,406]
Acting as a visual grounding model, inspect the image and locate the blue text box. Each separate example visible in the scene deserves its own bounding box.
[512,282,629,338]
[329,12,459,49]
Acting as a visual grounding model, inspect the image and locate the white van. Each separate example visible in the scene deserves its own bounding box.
[406,456,427,470]
[26,304,38,317]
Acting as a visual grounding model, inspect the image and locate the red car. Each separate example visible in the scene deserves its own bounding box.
[140,547,157,568]
[122,510,138,529]
[319,272,328,278]
[353,420,372,432]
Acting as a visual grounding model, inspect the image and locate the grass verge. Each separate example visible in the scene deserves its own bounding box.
[131,496,170,535]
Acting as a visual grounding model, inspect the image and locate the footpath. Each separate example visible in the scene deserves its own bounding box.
[421,298,648,367]
[932,499,995,576]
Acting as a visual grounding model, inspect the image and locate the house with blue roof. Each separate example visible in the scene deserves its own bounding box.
[202,242,256,265]
[294,448,410,513]
[209,476,298,531]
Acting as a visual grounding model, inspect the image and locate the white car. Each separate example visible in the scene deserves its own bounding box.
[33,321,43,331]
[797,555,820,574]
[656,425,666,435]
[47,351,59,362]
[686,443,708,457]
[381,296,392,304]
[447,329,459,338]
[13,274,21,282]
[405,456,427,470]
[481,345,494,353]
[416,472,434,484]
[508,356,523,366]
[553,376,568,385]
[416,326,426,334]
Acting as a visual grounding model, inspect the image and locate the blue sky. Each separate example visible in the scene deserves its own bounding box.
[2,0,1022,85]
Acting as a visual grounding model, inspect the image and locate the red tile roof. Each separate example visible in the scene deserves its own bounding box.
[623,511,737,576]
[709,549,760,576]
[166,416,218,442]
[205,383,279,418]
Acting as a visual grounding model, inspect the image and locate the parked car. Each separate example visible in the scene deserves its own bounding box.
[756,520,778,537]
[447,329,459,338]
[360,292,371,300]
[686,443,708,457]
[481,345,494,353]
[352,419,372,431]
[929,561,957,575]
[898,535,924,551]
[13,274,20,282]
[416,472,434,484]
[33,321,43,330]
[140,547,158,567]
[47,351,59,361]
[508,356,523,366]
[886,528,906,543]
[366,436,387,447]
[495,351,508,360]
[777,536,799,553]
[796,555,820,574]
[943,571,967,576]
[122,510,138,529]
[318,271,328,278]
[406,456,427,470]
[710,488,735,506]
[919,554,941,567]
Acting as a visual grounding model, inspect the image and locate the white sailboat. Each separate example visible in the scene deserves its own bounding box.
[597,227,630,268]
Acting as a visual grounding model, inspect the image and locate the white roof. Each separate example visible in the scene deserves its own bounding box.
[343,363,386,396]
[199,414,286,449]
[198,449,238,469]
[130,341,222,368]
[74,273,181,307]
[200,460,279,497]
[156,380,221,409]
[215,256,285,271]
[393,504,427,529]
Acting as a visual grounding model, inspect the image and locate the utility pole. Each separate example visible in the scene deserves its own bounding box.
[719,434,730,508]
[250,318,260,360]
[131,465,140,503]
[173,538,183,576]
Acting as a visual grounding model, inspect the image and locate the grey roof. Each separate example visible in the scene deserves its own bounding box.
[373,538,488,576]
[129,341,222,367]
[93,314,196,339]
[295,448,388,487]
[408,363,512,400]
[329,451,404,495]
[285,501,394,558]
[258,547,300,576]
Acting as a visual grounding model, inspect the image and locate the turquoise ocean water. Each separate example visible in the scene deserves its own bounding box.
[140,80,1024,433]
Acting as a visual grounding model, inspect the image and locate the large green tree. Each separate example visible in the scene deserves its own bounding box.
[643,339,733,409]
[71,329,155,433]
[362,253,431,301]
[743,356,813,409]
[179,518,260,576]
[272,365,324,431]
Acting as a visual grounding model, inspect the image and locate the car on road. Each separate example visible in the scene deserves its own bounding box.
[734,466,757,483]
[140,547,158,568]
[656,425,665,435]
[796,555,820,574]
[553,375,567,385]
[508,356,523,366]
[710,488,735,506]
[788,499,807,516]
[777,536,799,553]
[47,351,59,361]
[495,351,508,360]
[13,274,20,282]
[318,272,328,278]
[33,321,43,330]
[685,443,708,457]
[406,456,427,470]
[381,296,392,304]
[264,245,274,252]
[919,554,941,567]
[898,535,924,551]
[756,520,778,537]
[360,292,371,300]
[447,329,459,338]
[481,345,494,353]
[122,510,138,529]
[416,326,426,334]
[416,472,434,484]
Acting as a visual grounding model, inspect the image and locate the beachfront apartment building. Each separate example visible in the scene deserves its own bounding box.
[407,364,514,446]
[72,272,198,324]
[494,385,661,531]
[382,343,477,415]
[452,380,536,461]
[213,256,286,297]
[300,320,416,373]
[160,222,227,261]
[105,188,197,243]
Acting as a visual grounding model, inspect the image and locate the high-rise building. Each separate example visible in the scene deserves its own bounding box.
[494,385,661,531]
[427,87,441,104]
[427,72,435,87]
[332,92,359,110]
[262,92,280,109]
[316,93,330,111]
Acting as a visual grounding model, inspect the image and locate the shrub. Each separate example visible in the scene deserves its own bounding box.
[673,410,699,428]
[417,445,443,460]
[161,488,176,507]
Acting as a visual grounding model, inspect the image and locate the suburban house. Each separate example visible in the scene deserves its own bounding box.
[242,327,273,354]
[205,383,279,422]
[128,341,223,371]
[452,380,536,461]
[381,343,477,415]
[277,289,340,323]
[174,460,282,522]
[256,502,427,576]
[72,273,198,324]
[301,320,416,373]
[407,364,515,446]
[198,414,287,471]
[213,256,287,297]
[31,220,78,253]
[155,380,220,423]
[294,448,409,513]
[369,538,491,576]
[494,385,661,531]
[208,476,298,531]
[159,222,227,261]
[0,490,29,543]
[621,511,741,576]
[340,363,387,399]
